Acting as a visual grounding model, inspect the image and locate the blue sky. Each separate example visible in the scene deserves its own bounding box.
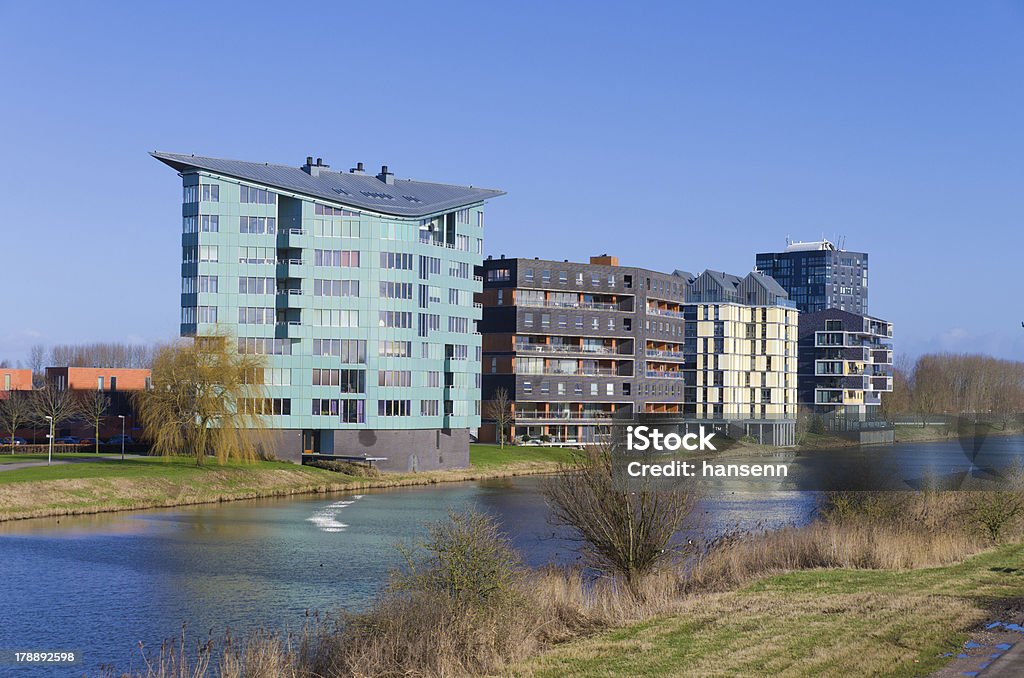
[1,1,1022,364]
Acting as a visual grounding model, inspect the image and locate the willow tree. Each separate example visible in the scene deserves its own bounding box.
[133,335,271,465]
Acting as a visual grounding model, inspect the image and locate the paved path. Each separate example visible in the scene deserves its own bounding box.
[0,454,147,472]
[980,637,1024,676]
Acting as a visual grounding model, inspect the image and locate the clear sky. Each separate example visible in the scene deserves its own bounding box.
[1,1,1022,365]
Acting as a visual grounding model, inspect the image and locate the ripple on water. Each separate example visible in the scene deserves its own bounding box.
[306,495,363,532]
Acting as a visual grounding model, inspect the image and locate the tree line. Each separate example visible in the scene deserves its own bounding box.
[0,388,112,453]
[881,353,1024,419]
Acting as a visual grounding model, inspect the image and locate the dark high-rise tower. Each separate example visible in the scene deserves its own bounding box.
[755,240,868,315]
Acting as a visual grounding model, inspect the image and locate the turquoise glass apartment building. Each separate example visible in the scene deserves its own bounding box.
[153,153,503,470]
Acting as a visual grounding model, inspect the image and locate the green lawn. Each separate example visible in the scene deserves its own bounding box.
[469,443,578,469]
[516,544,1024,677]
[0,454,334,484]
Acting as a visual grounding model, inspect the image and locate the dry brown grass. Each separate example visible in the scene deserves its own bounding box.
[104,490,1024,678]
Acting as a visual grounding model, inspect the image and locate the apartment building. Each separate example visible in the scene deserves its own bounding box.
[153,153,503,470]
[755,239,868,314]
[797,309,893,418]
[685,270,800,446]
[478,256,799,446]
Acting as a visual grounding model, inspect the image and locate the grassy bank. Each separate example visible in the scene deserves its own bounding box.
[516,543,1024,677]
[107,487,1024,678]
[0,444,573,523]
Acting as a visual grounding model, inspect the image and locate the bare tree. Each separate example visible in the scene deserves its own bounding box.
[541,443,698,589]
[28,344,46,388]
[133,334,271,466]
[484,387,514,448]
[30,387,79,442]
[0,393,31,453]
[76,390,110,454]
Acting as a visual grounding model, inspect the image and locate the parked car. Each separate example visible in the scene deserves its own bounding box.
[79,438,100,447]
[0,437,28,446]
[54,436,80,444]
[106,434,135,446]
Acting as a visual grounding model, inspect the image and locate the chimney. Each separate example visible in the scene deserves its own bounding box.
[377,164,395,185]
[302,155,329,177]
[349,162,366,174]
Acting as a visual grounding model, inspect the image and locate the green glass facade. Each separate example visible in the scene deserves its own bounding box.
[162,155,498,468]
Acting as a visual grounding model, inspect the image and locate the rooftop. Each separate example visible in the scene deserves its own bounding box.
[151,152,505,218]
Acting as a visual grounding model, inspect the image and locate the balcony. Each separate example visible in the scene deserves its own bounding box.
[515,410,619,422]
[516,342,619,356]
[538,367,620,377]
[645,370,685,380]
[518,299,621,311]
[645,349,687,361]
[645,306,686,319]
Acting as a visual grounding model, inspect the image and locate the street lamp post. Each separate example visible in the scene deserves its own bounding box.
[45,415,53,466]
[118,415,126,461]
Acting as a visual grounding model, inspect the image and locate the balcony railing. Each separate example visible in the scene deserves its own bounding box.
[645,349,686,360]
[526,367,620,377]
[518,299,620,311]
[287,228,305,236]
[515,342,619,356]
[645,306,686,319]
[645,370,685,380]
[515,411,618,420]
[277,258,305,266]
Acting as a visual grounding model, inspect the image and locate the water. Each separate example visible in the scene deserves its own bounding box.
[1,435,1020,676]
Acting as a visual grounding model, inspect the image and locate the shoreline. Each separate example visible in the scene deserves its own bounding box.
[0,460,564,524]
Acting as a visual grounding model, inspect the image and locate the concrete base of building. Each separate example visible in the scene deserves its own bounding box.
[264,427,471,472]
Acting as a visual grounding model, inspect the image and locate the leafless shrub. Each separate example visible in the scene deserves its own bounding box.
[541,443,698,588]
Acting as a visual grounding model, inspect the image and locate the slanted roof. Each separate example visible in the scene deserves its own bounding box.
[746,270,789,298]
[151,152,505,218]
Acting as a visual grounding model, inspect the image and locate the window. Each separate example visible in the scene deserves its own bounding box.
[341,370,366,393]
[97,376,104,391]
[477,211,485,227]
[448,317,469,333]
[199,245,218,262]
[237,337,292,355]
[314,219,360,238]
[449,261,471,279]
[421,400,439,416]
[380,281,413,299]
[314,250,360,267]
[487,268,511,282]
[379,340,412,358]
[381,252,413,270]
[240,398,291,415]
[419,255,441,279]
[238,307,273,324]
[183,185,198,203]
[312,399,340,416]
[313,369,340,387]
[238,246,275,264]
[314,279,359,297]
[378,370,412,387]
[455,208,470,224]
[239,185,276,204]
[380,311,412,329]
[313,339,367,362]
[315,204,358,217]
[312,309,358,327]
[200,184,219,202]
[524,268,535,282]
[341,399,365,423]
[238,277,274,294]
[239,216,277,234]
[418,313,440,337]
[378,400,411,417]
[184,215,219,233]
